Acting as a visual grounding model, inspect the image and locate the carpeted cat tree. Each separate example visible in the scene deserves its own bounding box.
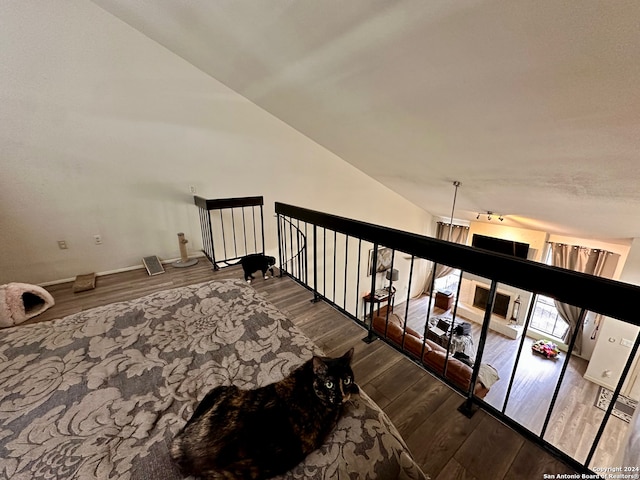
[0,282,55,328]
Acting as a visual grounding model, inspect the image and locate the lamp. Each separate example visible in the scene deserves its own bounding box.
[511,295,521,323]
[385,268,399,282]
[385,268,398,293]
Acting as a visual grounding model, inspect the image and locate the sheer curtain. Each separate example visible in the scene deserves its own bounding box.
[422,222,469,294]
[549,243,619,355]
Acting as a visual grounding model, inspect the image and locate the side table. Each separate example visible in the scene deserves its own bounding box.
[363,286,396,319]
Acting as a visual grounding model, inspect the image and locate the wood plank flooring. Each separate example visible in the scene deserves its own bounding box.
[35,261,582,479]
[392,295,629,468]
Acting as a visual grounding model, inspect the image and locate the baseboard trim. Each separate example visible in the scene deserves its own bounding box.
[39,252,206,287]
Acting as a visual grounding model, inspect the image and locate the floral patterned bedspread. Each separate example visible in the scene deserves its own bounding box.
[0,279,427,480]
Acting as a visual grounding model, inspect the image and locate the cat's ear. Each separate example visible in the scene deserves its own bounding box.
[312,356,328,375]
[341,348,354,365]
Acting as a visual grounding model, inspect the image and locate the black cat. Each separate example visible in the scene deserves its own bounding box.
[170,349,357,480]
[240,254,276,283]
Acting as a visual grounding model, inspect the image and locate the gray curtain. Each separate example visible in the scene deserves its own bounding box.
[422,222,469,294]
[549,243,619,355]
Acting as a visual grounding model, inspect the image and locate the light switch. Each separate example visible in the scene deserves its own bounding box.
[620,338,633,348]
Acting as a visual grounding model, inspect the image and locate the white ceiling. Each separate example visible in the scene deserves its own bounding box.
[91,0,640,242]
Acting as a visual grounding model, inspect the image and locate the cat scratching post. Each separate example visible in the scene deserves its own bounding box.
[172,232,198,268]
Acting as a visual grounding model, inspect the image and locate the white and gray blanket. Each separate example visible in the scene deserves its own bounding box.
[0,279,427,480]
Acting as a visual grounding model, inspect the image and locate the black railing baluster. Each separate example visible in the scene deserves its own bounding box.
[502,293,538,414]
[459,279,498,417]
[343,235,349,312]
[323,228,327,298]
[355,239,362,318]
[420,269,437,362]
[540,308,587,439]
[585,331,640,467]
[382,250,396,338]
[283,216,290,275]
[259,204,265,254]
[332,231,337,303]
[363,244,379,343]
[230,208,238,259]
[219,209,228,260]
[312,225,319,302]
[252,206,258,253]
[289,218,296,277]
[276,214,283,277]
[241,207,248,256]
[442,270,465,380]
[400,255,415,351]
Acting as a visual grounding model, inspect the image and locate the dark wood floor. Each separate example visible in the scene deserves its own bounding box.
[37,261,580,479]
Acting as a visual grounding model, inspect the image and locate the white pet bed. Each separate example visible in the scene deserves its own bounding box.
[0,282,55,328]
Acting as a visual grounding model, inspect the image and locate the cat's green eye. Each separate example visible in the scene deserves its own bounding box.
[344,377,351,385]
[325,380,334,389]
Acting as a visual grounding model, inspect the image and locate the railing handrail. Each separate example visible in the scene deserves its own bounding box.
[275,202,640,325]
[195,195,264,210]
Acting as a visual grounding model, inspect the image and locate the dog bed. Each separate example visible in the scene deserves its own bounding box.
[0,282,55,328]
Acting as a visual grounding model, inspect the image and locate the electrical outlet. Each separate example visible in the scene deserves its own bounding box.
[57,240,68,250]
[621,338,633,348]
[189,185,197,194]
[94,235,103,245]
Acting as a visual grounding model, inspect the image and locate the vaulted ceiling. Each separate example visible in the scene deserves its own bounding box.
[92,0,640,241]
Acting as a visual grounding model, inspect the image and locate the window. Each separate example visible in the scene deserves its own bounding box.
[434,269,461,295]
[530,294,568,340]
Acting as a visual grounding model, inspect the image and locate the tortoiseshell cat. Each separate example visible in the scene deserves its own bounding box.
[170,349,357,480]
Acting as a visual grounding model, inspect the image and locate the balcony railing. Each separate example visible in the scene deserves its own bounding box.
[194,196,265,270]
[275,202,640,476]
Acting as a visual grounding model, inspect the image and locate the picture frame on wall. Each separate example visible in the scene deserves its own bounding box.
[368,247,393,276]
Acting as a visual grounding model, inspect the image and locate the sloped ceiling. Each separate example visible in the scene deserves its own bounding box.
[91,0,640,241]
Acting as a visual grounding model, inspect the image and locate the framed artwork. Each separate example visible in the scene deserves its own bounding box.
[368,247,393,276]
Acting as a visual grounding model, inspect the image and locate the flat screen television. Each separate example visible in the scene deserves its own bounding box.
[471,234,529,259]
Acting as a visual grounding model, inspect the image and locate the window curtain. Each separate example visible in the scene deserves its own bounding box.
[422,222,469,294]
[549,243,619,355]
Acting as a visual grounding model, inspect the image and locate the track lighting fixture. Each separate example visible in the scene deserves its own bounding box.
[476,211,505,222]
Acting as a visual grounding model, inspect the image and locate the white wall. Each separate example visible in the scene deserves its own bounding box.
[584,238,640,397]
[0,1,433,285]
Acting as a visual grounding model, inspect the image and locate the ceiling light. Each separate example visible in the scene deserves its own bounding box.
[475,211,505,222]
